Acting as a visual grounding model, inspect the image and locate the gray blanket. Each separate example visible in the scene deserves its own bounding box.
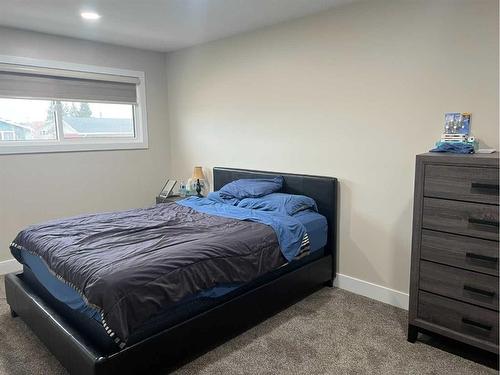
[10,203,285,343]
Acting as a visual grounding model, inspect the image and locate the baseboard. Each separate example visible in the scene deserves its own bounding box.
[334,273,409,310]
[0,259,22,275]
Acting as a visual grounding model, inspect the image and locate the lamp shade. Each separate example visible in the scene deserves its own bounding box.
[192,166,206,180]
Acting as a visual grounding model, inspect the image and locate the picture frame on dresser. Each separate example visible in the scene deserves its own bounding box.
[408,152,499,355]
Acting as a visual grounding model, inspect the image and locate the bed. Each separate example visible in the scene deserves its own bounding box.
[5,167,338,374]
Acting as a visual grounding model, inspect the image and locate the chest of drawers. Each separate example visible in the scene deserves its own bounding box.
[408,153,499,354]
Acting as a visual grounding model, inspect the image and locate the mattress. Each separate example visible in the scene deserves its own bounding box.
[293,209,328,253]
[22,249,327,353]
[18,208,328,352]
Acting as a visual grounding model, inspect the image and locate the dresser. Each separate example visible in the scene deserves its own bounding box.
[408,153,499,354]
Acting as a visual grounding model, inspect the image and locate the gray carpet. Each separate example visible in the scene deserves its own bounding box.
[0,276,496,375]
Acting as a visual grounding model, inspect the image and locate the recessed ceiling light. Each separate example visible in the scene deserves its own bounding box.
[81,11,101,20]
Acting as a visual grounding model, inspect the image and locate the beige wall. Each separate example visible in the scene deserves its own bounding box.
[166,0,499,293]
[0,27,170,261]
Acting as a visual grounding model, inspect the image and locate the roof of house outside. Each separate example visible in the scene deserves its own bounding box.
[0,118,34,131]
[63,117,133,134]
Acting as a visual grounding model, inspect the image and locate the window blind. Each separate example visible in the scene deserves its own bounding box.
[0,64,139,104]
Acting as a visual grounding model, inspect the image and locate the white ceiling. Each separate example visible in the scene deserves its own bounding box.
[0,0,354,52]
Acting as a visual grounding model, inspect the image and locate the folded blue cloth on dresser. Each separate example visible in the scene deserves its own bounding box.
[430,142,475,154]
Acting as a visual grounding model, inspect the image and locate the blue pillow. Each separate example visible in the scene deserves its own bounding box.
[207,191,240,206]
[219,177,283,199]
[237,193,317,216]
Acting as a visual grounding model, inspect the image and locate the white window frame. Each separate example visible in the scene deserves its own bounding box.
[0,55,148,155]
[0,131,16,141]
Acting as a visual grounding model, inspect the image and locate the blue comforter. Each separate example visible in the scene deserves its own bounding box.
[178,197,307,261]
[11,203,286,344]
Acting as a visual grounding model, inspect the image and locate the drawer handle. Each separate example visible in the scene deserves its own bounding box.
[468,217,499,228]
[463,284,495,298]
[471,182,499,195]
[466,252,499,263]
[461,317,492,331]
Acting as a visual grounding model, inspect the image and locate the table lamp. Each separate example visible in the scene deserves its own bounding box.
[192,166,207,197]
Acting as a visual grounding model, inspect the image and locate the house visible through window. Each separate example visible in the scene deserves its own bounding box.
[0,57,147,154]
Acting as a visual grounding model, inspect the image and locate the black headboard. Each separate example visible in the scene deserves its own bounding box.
[213,167,338,264]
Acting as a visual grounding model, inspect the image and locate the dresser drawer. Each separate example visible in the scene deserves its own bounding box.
[419,261,498,310]
[424,165,499,204]
[418,291,499,346]
[422,198,499,241]
[421,230,499,276]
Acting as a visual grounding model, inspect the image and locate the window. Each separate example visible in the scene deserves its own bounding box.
[0,98,57,141]
[60,101,135,139]
[0,56,147,154]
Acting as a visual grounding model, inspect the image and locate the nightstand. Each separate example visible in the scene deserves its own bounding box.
[156,195,184,204]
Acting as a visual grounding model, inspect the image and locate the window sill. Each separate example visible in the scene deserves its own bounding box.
[0,139,149,155]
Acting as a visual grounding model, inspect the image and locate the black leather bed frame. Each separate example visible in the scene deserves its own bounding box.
[5,167,338,374]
